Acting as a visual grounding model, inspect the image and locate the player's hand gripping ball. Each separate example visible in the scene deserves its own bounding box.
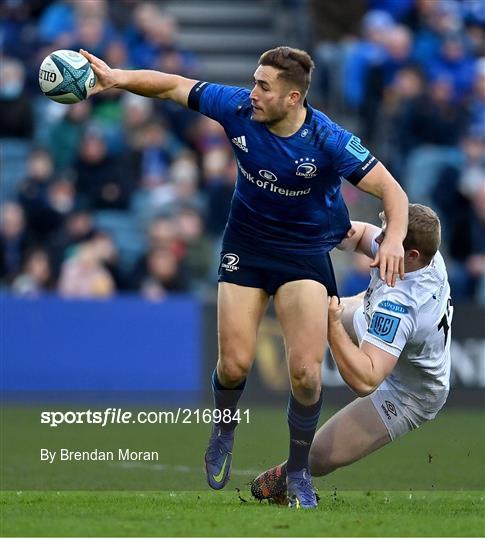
[39,50,96,104]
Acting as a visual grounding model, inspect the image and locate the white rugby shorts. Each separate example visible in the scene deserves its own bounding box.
[352,307,444,440]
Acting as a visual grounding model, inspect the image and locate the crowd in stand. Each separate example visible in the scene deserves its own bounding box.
[311,0,484,302]
[1,0,484,303]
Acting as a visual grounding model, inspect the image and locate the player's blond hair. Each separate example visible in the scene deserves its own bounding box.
[380,204,441,264]
[259,46,314,98]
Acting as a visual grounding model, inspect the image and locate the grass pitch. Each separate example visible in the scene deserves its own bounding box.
[1,406,484,536]
[1,490,484,537]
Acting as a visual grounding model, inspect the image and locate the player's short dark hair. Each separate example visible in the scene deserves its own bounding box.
[258,46,315,97]
[381,204,441,264]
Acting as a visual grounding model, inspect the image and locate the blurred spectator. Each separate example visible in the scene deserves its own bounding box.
[342,10,394,110]
[0,0,43,61]
[467,58,485,134]
[49,209,96,274]
[193,117,229,154]
[383,65,426,177]
[135,120,185,187]
[11,247,54,297]
[75,128,132,209]
[47,100,91,171]
[176,205,213,290]
[0,202,31,284]
[107,0,138,31]
[406,76,467,147]
[129,120,187,218]
[463,0,485,26]
[0,57,34,202]
[17,148,62,243]
[367,0,413,21]
[37,0,76,46]
[363,24,414,141]
[411,0,463,66]
[139,246,188,300]
[47,175,76,217]
[464,8,485,57]
[402,76,466,203]
[68,12,114,59]
[91,230,125,290]
[147,214,180,252]
[339,252,373,296]
[58,240,115,298]
[203,150,236,238]
[130,212,184,287]
[427,33,475,102]
[126,3,198,76]
[170,152,204,209]
[310,0,366,42]
[0,57,33,139]
[122,94,155,148]
[433,129,485,303]
[151,14,197,77]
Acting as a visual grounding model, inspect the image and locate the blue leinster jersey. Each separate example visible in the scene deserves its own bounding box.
[189,82,378,254]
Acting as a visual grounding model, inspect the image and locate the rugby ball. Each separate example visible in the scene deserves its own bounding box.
[39,49,96,104]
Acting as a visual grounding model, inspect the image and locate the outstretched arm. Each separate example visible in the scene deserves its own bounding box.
[80,49,197,107]
[356,162,408,287]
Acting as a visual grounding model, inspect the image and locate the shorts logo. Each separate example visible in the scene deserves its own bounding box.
[378,300,409,314]
[221,253,239,272]
[295,157,317,178]
[368,311,400,343]
[345,135,370,162]
[381,404,391,420]
[259,169,277,181]
[385,400,397,416]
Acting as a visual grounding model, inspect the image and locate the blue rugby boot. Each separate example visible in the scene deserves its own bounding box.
[204,425,234,490]
[287,468,318,509]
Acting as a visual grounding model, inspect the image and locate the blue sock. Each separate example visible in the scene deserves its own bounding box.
[287,391,323,473]
[211,369,246,432]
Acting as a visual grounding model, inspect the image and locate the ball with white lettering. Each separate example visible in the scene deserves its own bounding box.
[39,50,96,104]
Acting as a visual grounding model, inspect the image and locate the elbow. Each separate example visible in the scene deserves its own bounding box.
[350,381,378,397]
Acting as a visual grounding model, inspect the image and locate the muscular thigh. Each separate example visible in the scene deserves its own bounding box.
[310,396,391,475]
[274,279,328,363]
[218,282,269,366]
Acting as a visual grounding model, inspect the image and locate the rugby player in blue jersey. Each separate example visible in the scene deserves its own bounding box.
[81,46,408,508]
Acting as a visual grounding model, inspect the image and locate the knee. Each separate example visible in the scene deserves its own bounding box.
[217,354,251,386]
[289,359,321,393]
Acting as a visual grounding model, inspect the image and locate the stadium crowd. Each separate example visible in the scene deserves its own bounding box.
[0,0,484,303]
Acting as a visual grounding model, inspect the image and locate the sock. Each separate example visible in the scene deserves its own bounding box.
[287,390,323,473]
[211,369,246,432]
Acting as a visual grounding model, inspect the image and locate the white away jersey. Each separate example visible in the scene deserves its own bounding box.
[356,234,453,420]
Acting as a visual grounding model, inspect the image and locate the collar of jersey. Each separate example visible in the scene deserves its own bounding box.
[303,99,313,125]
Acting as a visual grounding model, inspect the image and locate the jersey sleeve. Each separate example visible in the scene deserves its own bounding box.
[187,81,250,125]
[362,297,417,357]
[327,125,379,185]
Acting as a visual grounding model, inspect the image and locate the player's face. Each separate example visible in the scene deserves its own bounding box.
[250,65,294,125]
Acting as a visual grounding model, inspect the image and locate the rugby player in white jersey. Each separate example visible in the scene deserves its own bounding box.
[251,203,453,502]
